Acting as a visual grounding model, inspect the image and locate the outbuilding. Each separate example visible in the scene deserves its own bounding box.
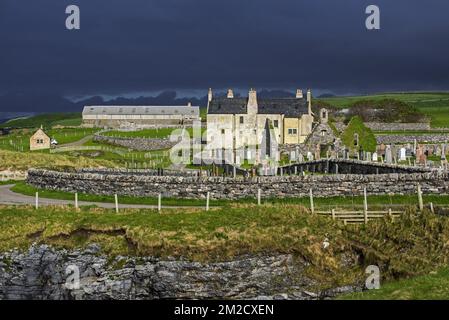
[30,127,51,151]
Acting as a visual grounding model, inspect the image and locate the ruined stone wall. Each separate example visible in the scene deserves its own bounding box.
[93,134,177,151]
[376,134,449,144]
[27,163,448,200]
[365,122,431,131]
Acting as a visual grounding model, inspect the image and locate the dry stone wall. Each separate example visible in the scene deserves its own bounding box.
[93,134,176,151]
[376,134,449,144]
[365,122,431,131]
[27,162,449,200]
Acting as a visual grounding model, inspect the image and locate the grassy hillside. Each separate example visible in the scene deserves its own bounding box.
[1,205,449,296]
[341,267,449,300]
[0,128,97,152]
[0,113,82,128]
[319,92,449,128]
[0,149,117,171]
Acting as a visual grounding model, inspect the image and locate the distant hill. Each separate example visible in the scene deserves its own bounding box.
[0,112,82,129]
[0,91,209,113]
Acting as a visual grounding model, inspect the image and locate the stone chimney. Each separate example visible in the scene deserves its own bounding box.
[296,89,303,99]
[208,88,213,103]
[247,88,258,115]
[307,89,312,115]
[206,88,213,114]
[227,89,234,99]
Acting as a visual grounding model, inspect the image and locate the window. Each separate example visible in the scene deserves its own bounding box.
[288,129,297,135]
[221,129,225,134]
[240,116,244,124]
[273,120,279,128]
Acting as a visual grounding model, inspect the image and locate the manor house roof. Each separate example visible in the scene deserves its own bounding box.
[207,97,309,117]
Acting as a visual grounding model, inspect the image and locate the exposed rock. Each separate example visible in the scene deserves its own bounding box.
[0,245,361,300]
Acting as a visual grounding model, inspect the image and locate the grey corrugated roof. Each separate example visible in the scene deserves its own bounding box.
[82,106,200,116]
[207,97,308,117]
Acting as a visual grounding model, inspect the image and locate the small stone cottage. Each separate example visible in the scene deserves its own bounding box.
[30,127,50,151]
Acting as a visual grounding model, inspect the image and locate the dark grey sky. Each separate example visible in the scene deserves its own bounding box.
[1,0,449,98]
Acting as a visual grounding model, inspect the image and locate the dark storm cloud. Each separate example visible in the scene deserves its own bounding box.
[0,0,449,102]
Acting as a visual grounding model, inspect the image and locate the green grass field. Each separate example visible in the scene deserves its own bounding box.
[341,268,449,300]
[11,180,449,209]
[47,128,97,145]
[0,128,98,153]
[320,92,449,128]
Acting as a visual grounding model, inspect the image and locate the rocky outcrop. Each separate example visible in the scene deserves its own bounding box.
[0,245,359,300]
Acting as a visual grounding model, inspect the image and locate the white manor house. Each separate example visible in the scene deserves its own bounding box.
[206,88,314,153]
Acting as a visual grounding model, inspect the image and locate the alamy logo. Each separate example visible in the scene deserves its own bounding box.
[365,5,380,30]
[65,265,80,290]
[66,5,80,30]
[365,265,381,290]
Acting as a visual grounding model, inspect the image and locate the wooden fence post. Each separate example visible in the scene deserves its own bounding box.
[35,192,39,210]
[257,188,261,206]
[430,202,434,214]
[331,209,335,220]
[114,194,119,213]
[363,188,368,224]
[206,192,210,211]
[75,192,78,210]
[158,193,162,212]
[417,184,423,211]
[309,189,314,214]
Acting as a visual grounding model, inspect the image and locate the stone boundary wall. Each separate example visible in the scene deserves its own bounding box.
[27,165,448,200]
[93,134,177,151]
[79,168,200,177]
[376,134,449,144]
[365,122,431,131]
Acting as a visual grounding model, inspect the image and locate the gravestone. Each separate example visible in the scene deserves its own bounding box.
[385,145,393,164]
[416,145,427,164]
[307,152,314,161]
[314,144,321,160]
[372,152,378,162]
[290,151,296,162]
[399,148,406,161]
[378,143,386,156]
[298,153,304,162]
